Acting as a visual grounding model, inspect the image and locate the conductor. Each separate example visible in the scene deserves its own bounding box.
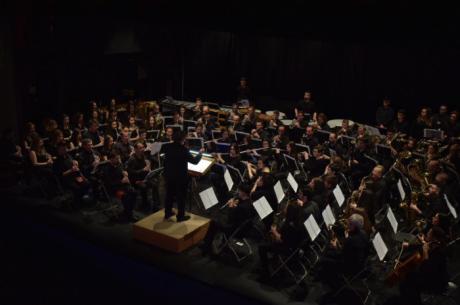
[161,130,202,222]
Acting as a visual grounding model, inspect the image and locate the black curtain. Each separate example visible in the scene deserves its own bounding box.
[19,18,460,125]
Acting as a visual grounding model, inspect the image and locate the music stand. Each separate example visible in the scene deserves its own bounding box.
[322,205,336,227]
[340,135,355,146]
[315,129,331,143]
[295,143,311,155]
[146,129,160,140]
[376,144,392,159]
[142,167,164,184]
[304,215,321,242]
[162,116,174,126]
[216,142,231,154]
[386,207,399,235]
[372,232,389,262]
[253,196,274,220]
[274,180,285,204]
[287,172,299,193]
[212,130,222,140]
[283,154,300,172]
[250,138,262,149]
[423,128,444,141]
[219,168,232,193]
[186,137,204,151]
[332,184,345,208]
[166,124,183,132]
[187,154,215,210]
[235,131,250,143]
[199,187,219,210]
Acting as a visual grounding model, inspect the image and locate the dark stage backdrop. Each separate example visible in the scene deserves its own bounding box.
[14,17,460,127]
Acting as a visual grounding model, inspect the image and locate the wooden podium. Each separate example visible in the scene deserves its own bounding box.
[132,209,211,253]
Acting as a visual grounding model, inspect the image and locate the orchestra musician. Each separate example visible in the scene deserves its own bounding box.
[398,226,449,305]
[200,183,255,256]
[13,89,460,302]
[113,131,133,163]
[75,138,100,178]
[101,151,137,222]
[257,202,305,279]
[314,213,370,290]
[53,142,91,205]
[83,120,104,148]
[295,91,316,121]
[126,142,159,212]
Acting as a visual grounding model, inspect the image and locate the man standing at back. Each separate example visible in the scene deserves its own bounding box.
[160,131,202,222]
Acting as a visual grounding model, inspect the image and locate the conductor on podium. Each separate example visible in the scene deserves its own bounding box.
[161,130,202,222]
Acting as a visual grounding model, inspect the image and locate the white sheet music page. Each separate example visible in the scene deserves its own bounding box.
[372,232,388,262]
[188,159,212,173]
[274,181,285,204]
[199,187,219,210]
[397,179,406,201]
[386,207,398,234]
[287,172,298,193]
[224,169,234,191]
[304,215,321,241]
[322,205,336,227]
[333,184,345,207]
[444,194,458,219]
[150,142,164,155]
[252,196,273,220]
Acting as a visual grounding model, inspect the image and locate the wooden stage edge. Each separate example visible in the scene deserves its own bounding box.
[132,209,211,253]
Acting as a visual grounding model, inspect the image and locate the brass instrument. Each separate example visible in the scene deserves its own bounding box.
[137,100,158,119]
[329,218,348,249]
[407,158,429,193]
[344,176,373,233]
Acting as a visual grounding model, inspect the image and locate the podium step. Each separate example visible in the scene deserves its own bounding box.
[133,209,211,253]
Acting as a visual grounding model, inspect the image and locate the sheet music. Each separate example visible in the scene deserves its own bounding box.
[252,196,274,220]
[274,181,285,204]
[224,168,234,191]
[287,172,298,192]
[188,159,212,173]
[145,142,154,152]
[150,142,168,155]
[281,119,293,126]
[365,125,381,136]
[444,194,458,219]
[322,205,336,227]
[304,215,321,241]
[199,187,219,210]
[372,232,388,262]
[333,184,345,207]
[386,207,398,234]
[397,179,406,201]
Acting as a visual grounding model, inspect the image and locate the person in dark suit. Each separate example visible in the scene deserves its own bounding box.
[315,213,370,289]
[160,130,202,222]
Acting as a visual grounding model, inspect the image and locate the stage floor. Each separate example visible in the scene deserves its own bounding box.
[3,184,460,305]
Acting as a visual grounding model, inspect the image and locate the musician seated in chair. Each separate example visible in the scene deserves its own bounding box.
[53,142,92,205]
[398,226,449,305]
[409,183,450,220]
[126,142,159,213]
[75,138,101,178]
[315,213,370,289]
[101,151,137,222]
[200,183,255,256]
[257,202,305,279]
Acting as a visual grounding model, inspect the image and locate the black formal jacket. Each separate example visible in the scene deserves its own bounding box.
[342,229,370,275]
[160,142,202,183]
